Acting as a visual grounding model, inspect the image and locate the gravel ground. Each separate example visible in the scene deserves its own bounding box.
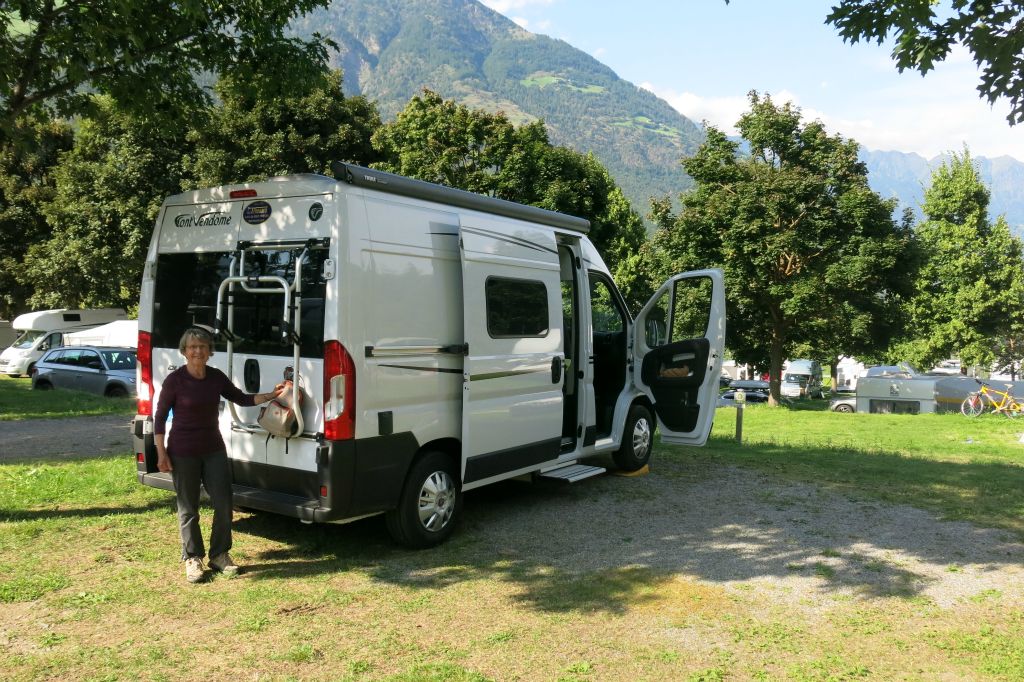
[461,457,1024,612]
[0,414,133,461]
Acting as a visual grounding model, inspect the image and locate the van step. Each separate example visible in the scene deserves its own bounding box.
[538,463,606,483]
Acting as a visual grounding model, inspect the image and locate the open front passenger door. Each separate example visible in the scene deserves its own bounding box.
[633,269,725,446]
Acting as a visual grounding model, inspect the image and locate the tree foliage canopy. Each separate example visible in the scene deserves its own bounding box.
[0,0,332,142]
[186,70,381,187]
[651,92,911,402]
[894,149,1024,370]
[826,0,1024,124]
[372,90,647,279]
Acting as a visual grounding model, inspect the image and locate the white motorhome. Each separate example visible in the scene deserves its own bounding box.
[0,308,128,376]
[781,358,824,399]
[132,163,725,547]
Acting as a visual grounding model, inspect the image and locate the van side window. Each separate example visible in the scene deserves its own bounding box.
[485,277,548,337]
[589,277,624,334]
[645,276,713,348]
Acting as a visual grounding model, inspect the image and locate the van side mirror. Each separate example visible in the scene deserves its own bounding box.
[39,342,49,352]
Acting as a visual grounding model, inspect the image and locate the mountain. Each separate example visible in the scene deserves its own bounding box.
[861,150,1024,232]
[293,0,1024,232]
[291,0,703,212]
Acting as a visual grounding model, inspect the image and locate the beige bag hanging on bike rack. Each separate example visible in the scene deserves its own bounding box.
[258,375,303,450]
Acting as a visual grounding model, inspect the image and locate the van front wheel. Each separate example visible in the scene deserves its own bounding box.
[386,450,462,549]
[614,405,654,471]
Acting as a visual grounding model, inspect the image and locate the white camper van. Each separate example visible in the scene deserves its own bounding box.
[0,308,128,377]
[780,358,824,399]
[132,163,726,547]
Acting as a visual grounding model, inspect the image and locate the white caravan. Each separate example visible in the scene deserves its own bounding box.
[0,308,128,376]
[132,163,726,547]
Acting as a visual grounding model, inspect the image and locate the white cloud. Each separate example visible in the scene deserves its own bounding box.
[511,15,529,28]
[643,79,1024,160]
[592,47,607,58]
[640,83,745,135]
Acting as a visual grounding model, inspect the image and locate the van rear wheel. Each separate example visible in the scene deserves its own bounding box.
[613,404,654,471]
[386,450,461,549]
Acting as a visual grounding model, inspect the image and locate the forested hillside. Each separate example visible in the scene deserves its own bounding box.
[291,0,704,212]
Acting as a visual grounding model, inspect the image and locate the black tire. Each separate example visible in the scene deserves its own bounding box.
[33,380,53,391]
[106,385,128,398]
[613,404,654,472]
[962,394,983,417]
[386,450,462,549]
[834,403,853,413]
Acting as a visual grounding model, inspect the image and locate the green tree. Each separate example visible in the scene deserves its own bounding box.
[21,97,188,311]
[651,92,911,404]
[0,0,332,142]
[372,90,647,274]
[0,116,72,318]
[825,1,1024,124]
[894,149,1024,371]
[186,70,382,187]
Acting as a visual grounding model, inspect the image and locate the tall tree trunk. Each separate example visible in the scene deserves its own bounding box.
[768,327,786,406]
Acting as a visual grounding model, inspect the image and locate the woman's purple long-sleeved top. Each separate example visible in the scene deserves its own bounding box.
[154,365,256,457]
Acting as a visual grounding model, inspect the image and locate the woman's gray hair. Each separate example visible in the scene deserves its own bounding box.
[178,326,215,355]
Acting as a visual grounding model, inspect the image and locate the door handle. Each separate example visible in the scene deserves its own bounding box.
[551,356,563,384]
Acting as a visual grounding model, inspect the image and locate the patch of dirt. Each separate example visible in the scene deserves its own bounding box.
[0,415,132,461]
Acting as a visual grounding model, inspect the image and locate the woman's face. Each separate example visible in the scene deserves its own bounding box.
[184,338,212,365]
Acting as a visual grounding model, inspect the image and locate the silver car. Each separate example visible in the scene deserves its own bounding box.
[31,346,137,398]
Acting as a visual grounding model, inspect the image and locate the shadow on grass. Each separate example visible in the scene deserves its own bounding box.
[226,442,1024,615]
[0,498,172,522]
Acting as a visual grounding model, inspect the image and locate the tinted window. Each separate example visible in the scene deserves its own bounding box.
[485,277,548,337]
[59,349,84,366]
[41,349,65,364]
[79,350,102,370]
[153,249,328,357]
[102,350,137,370]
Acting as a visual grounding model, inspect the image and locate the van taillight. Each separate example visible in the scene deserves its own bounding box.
[137,330,153,416]
[323,340,355,440]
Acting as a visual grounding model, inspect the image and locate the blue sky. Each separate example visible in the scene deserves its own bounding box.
[481,0,1024,160]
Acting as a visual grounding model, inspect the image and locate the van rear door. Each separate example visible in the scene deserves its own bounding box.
[459,216,564,483]
[633,269,725,446]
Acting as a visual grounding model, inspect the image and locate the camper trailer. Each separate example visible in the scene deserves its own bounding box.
[132,163,726,547]
[0,308,128,377]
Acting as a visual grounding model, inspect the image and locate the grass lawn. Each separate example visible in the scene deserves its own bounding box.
[707,403,1024,536]
[0,374,135,420]
[1,403,1023,680]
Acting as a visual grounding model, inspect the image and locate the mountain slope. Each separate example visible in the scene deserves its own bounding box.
[861,150,1024,231]
[292,0,703,210]
[292,0,1024,232]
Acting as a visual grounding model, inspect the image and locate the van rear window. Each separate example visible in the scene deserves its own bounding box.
[152,249,328,357]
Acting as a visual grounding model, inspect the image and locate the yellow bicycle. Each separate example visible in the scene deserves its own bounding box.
[961,380,1023,418]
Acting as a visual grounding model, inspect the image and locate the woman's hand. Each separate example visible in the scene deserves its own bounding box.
[157,450,172,472]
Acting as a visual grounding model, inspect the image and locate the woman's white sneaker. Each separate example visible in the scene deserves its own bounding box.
[184,557,206,583]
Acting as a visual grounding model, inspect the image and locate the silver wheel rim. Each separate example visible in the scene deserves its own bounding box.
[632,417,652,459]
[417,470,455,532]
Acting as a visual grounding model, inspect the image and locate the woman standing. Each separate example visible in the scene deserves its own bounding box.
[155,327,284,583]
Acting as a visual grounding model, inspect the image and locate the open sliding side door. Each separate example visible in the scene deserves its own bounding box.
[633,269,725,446]
[459,217,565,483]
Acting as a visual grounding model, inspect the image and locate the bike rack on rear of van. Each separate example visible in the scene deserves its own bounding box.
[213,239,327,438]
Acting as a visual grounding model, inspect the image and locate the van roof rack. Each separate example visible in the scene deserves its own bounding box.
[331,162,591,234]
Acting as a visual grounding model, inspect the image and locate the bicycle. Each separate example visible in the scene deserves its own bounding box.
[961,379,1024,418]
